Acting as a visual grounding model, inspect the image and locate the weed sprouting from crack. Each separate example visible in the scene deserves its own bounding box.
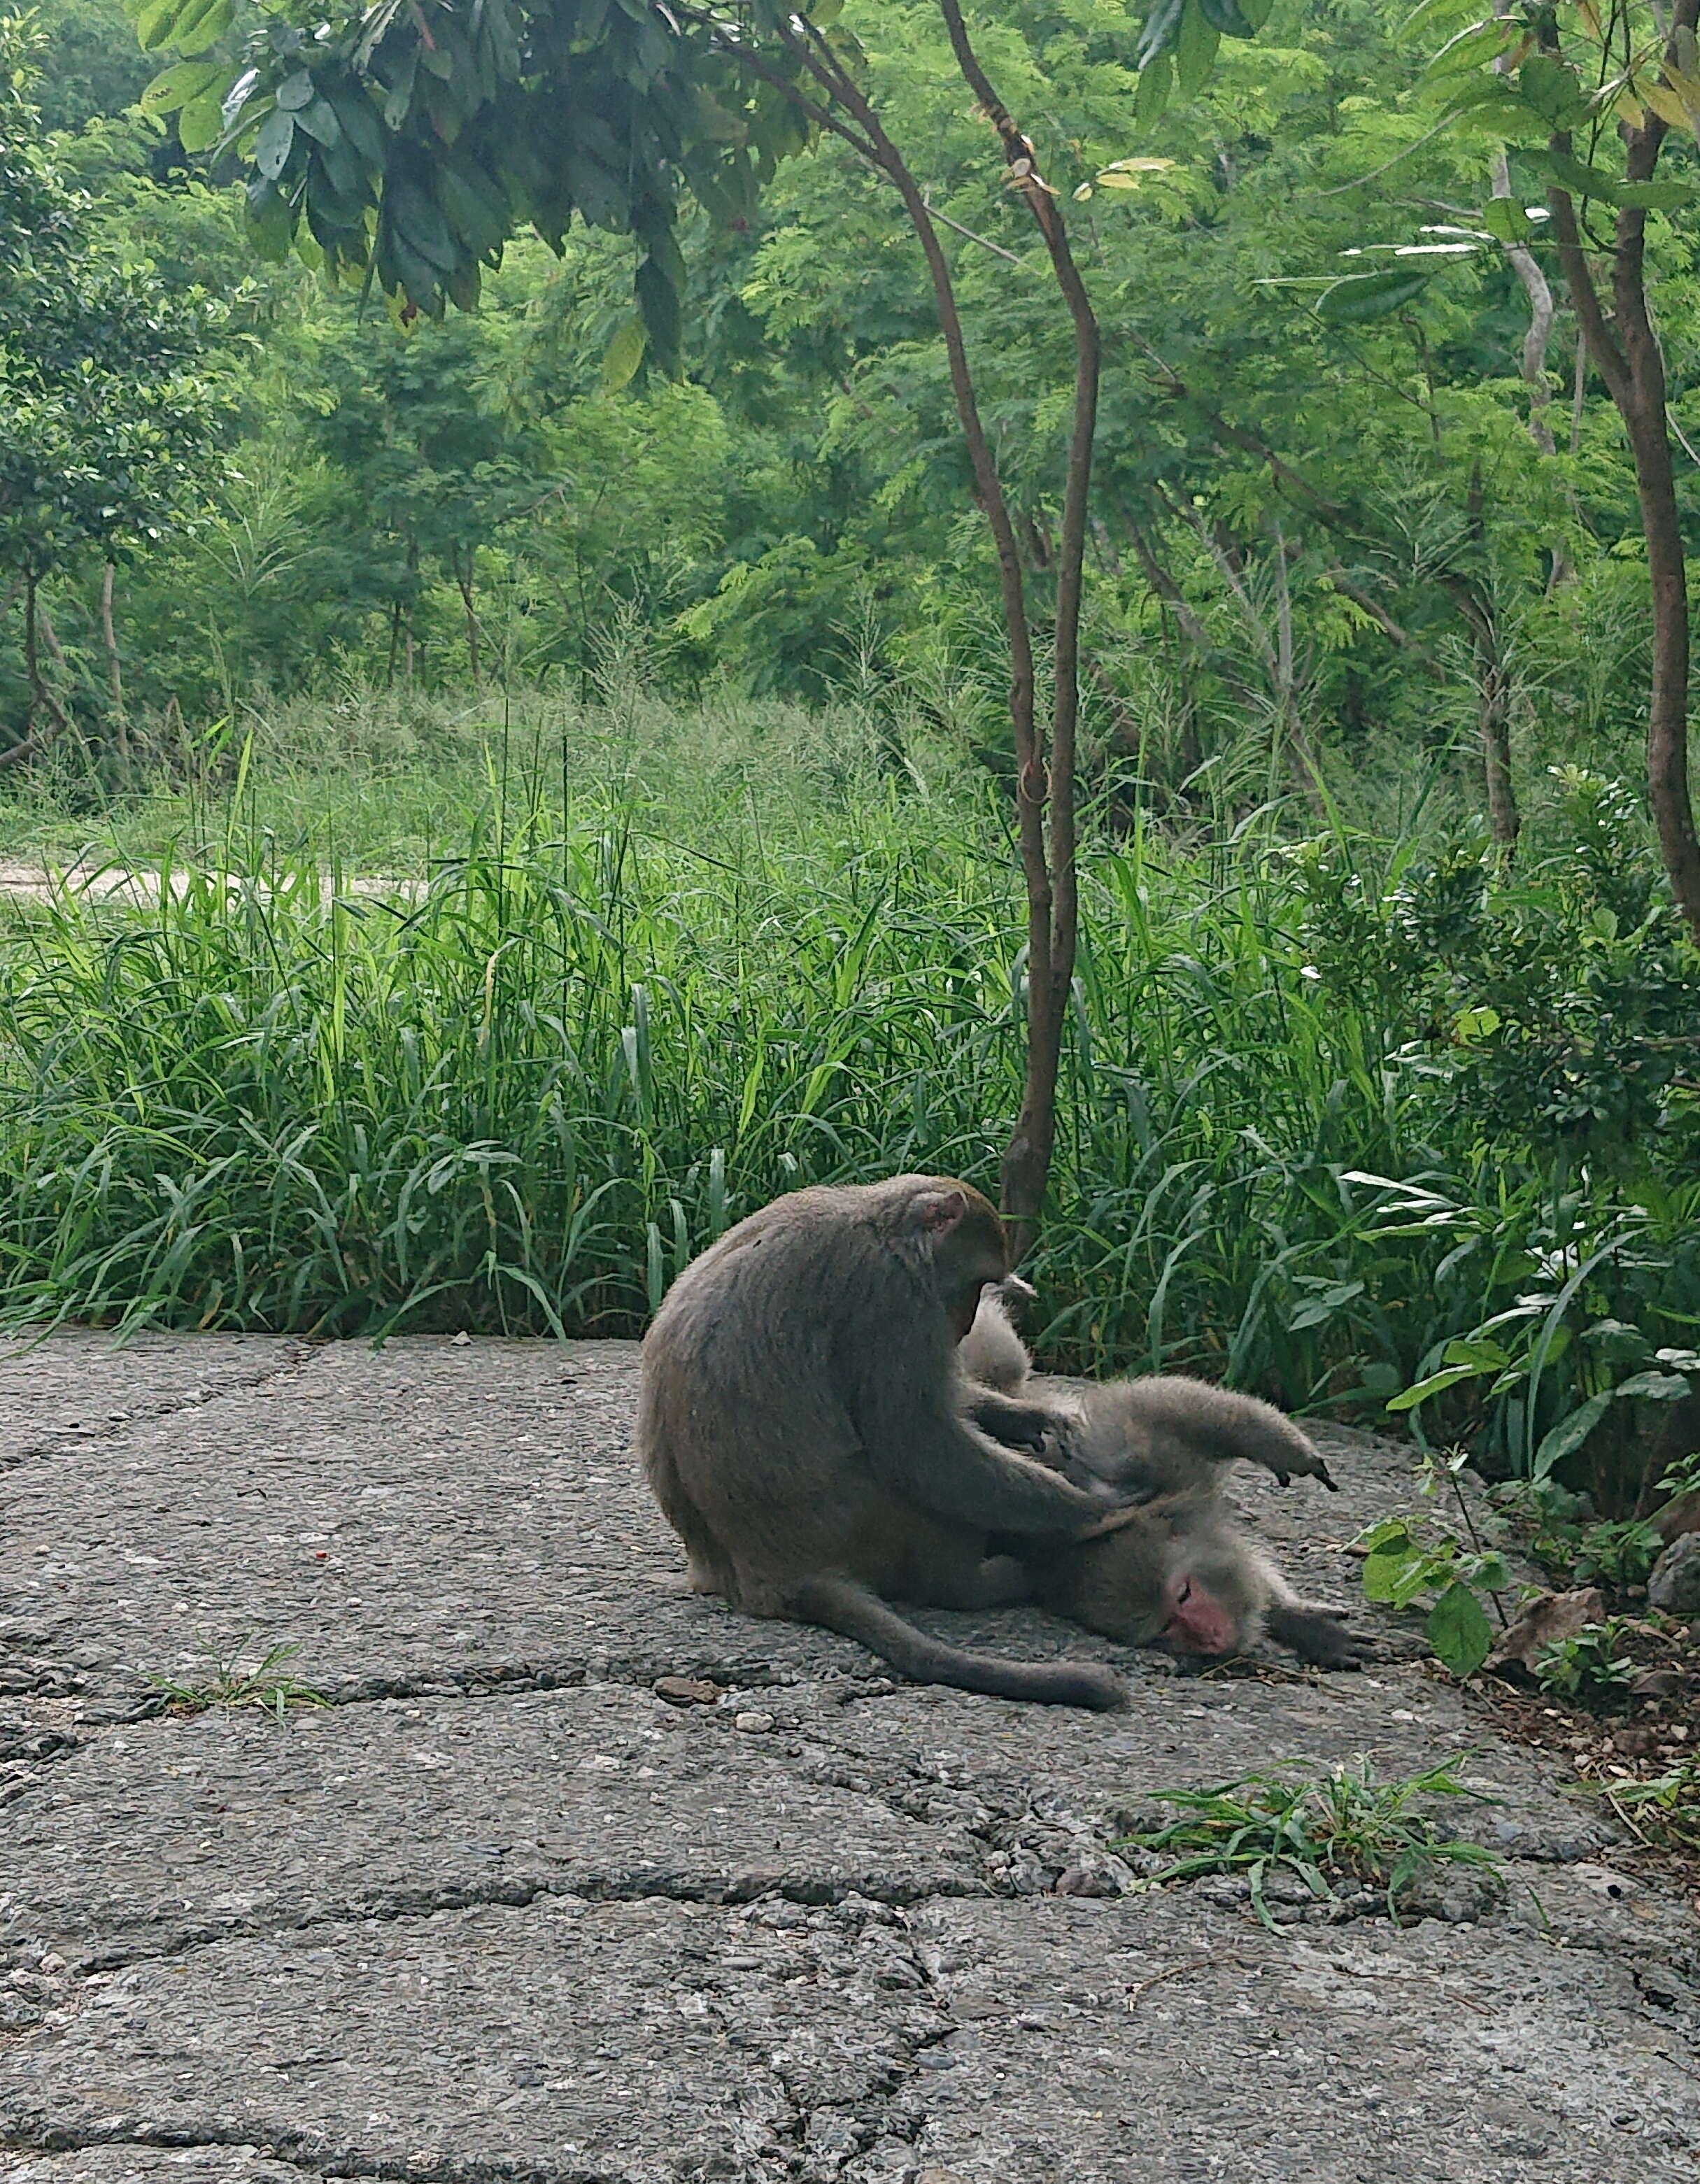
[149,1635,329,1722]
[1113,1752,1509,1930]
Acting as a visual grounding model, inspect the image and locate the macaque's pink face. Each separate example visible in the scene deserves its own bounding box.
[1160,1570,1240,1655]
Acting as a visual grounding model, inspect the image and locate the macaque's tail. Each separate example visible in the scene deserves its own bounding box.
[788,1574,1126,1710]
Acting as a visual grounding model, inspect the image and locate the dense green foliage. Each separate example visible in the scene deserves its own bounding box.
[0,17,225,746]
[6,0,1698,793]
[3,705,1696,1518]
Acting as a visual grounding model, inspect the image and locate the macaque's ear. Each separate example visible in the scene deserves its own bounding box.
[909,1186,969,1236]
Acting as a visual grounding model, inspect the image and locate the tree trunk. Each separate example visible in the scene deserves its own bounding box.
[455,553,483,687]
[100,563,129,767]
[931,0,1098,1248]
[713,6,1102,1248]
[1478,637,1519,859]
[1627,396,1699,928]
[1543,0,1700,944]
[0,573,77,772]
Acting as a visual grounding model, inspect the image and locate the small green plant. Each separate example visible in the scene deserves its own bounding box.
[149,1637,329,1722]
[1657,1447,1700,1503]
[1531,1621,1638,1701]
[1113,1756,1506,1930]
[1355,1510,1510,1678]
[1573,1519,1664,1591]
[1587,1762,1700,1855]
[1493,1484,1663,1591]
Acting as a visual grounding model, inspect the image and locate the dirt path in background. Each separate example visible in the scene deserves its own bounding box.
[0,862,416,905]
[0,1329,1693,2180]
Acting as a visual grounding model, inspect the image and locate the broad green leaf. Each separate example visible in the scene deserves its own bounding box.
[176,83,227,151]
[1175,0,1221,97]
[253,108,295,183]
[1640,80,1692,130]
[1442,1336,1509,1370]
[1533,1391,1611,1479]
[1362,1547,1422,1604]
[133,0,187,52]
[601,314,647,392]
[139,58,223,115]
[1615,180,1699,211]
[1136,0,1189,71]
[1424,18,1513,84]
[275,71,316,112]
[1198,0,1254,36]
[1135,50,1174,120]
[438,165,508,257]
[1354,1518,1417,1554]
[1536,148,1621,204]
[1515,54,1592,130]
[295,99,344,149]
[325,84,386,169]
[1317,267,1433,323]
[388,180,458,273]
[1287,1279,1365,1331]
[692,88,745,142]
[243,176,293,262]
[1612,1370,1692,1401]
[635,253,682,372]
[166,0,233,57]
[1452,1002,1502,1036]
[1426,1582,1493,1678]
[220,66,260,132]
[1480,197,1531,244]
[1384,1361,1487,1412]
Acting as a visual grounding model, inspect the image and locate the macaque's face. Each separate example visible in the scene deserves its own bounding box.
[1158,1567,1242,1656]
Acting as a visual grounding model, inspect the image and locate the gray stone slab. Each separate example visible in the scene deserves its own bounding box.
[0,1333,1481,1717]
[0,1657,1612,1981]
[0,1684,989,1971]
[898,1893,1700,2183]
[764,1664,1616,1860]
[0,1892,1691,2184]
[0,1331,305,1470]
[0,1896,942,2181]
[0,2156,313,2183]
[0,1326,1694,2184]
[0,1335,845,1705]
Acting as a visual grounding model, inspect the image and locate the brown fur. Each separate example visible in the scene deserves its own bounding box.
[961,1293,1366,1668]
[638,1178,1128,1708]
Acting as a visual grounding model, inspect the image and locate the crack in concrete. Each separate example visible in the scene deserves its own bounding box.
[28,1861,993,1981]
[0,1344,316,1473]
[0,2123,598,2183]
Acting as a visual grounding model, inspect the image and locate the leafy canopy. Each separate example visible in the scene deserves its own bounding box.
[126,0,1279,371]
[0,14,226,581]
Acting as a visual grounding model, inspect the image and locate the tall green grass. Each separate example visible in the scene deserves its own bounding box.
[2,740,1694,1505]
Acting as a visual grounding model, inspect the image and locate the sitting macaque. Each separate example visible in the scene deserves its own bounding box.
[959,1288,1368,1668]
[639,1179,1131,1708]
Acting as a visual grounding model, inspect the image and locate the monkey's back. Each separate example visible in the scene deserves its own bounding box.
[637,1187,958,1610]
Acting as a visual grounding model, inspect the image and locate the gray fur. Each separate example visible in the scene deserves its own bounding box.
[961,1294,1367,1669]
[638,1177,1128,1710]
